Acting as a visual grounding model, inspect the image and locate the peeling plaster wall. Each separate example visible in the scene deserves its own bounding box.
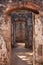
[35,15,42,45]
[34,14,43,65]
[0,15,11,65]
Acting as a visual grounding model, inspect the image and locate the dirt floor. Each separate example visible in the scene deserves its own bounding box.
[11,43,33,65]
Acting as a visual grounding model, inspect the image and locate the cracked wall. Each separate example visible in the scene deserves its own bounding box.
[0,15,11,65]
[33,14,43,65]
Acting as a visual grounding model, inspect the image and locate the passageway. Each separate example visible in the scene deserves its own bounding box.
[11,43,33,65]
[0,0,43,65]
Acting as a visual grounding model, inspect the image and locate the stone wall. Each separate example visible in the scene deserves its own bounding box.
[0,15,11,65]
[33,14,43,65]
[25,12,33,48]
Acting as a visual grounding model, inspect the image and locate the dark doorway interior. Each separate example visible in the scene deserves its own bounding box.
[11,12,33,49]
[15,20,26,42]
[11,12,33,65]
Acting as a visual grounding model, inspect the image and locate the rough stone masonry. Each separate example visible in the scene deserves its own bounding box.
[0,15,11,65]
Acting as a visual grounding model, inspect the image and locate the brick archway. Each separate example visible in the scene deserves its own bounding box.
[4,1,40,49]
[2,1,40,65]
[4,1,40,15]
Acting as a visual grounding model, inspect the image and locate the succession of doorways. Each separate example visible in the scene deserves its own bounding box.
[4,1,40,49]
[10,12,33,49]
[11,14,26,48]
[4,1,40,65]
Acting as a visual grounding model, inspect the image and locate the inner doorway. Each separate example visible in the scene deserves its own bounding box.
[11,15,26,47]
[11,11,33,49]
[15,20,26,43]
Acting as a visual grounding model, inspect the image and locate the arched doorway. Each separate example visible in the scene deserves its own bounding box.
[4,1,40,65]
[4,1,39,49]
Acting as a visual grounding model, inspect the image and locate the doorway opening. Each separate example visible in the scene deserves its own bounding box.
[11,11,33,49]
[1,1,40,65]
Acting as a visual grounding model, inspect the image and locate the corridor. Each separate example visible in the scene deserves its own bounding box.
[0,0,43,65]
[11,43,33,65]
